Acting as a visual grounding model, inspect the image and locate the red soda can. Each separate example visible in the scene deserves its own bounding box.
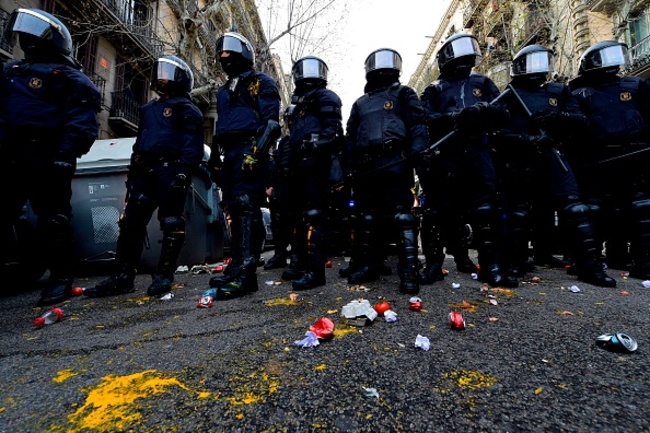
[449,311,466,330]
[408,296,423,311]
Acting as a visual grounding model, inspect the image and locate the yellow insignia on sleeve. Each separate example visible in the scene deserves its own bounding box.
[163,107,173,117]
[472,88,482,97]
[620,92,632,102]
[549,98,558,107]
[384,100,394,110]
[29,77,43,89]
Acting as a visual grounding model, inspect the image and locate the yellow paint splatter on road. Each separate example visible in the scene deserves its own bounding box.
[442,369,497,389]
[53,369,82,384]
[67,370,190,432]
[264,297,300,306]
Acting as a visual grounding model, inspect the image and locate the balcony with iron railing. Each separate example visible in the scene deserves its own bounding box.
[66,0,165,60]
[108,90,139,135]
[625,34,650,75]
[586,0,619,15]
[0,8,14,55]
[463,0,489,29]
[87,72,108,109]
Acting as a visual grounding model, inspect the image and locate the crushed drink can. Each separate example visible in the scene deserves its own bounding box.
[197,288,217,308]
[408,296,423,311]
[449,311,466,330]
[595,332,638,353]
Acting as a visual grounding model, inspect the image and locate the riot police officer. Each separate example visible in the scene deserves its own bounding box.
[85,55,204,298]
[281,56,343,290]
[419,33,517,288]
[344,48,428,294]
[0,8,100,306]
[569,41,650,280]
[495,44,615,287]
[207,32,281,300]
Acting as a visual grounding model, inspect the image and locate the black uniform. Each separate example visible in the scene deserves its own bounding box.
[208,32,281,300]
[86,55,204,298]
[569,41,650,279]
[345,48,428,295]
[418,33,516,288]
[0,9,101,306]
[495,44,615,287]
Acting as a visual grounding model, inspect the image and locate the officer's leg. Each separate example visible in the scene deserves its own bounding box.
[395,210,421,294]
[216,194,260,299]
[37,214,74,306]
[628,195,650,279]
[447,217,478,273]
[347,213,382,284]
[560,197,615,287]
[292,208,328,290]
[85,192,154,297]
[264,194,290,270]
[419,207,445,284]
[603,204,631,270]
[502,206,531,278]
[147,216,185,296]
[473,201,518,288]
[281,209,308,281]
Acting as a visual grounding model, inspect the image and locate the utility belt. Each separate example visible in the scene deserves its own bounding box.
[356,139,404,166]
[131,153,181,170]
[217,130,256,147]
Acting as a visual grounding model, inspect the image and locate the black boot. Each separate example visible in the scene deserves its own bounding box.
[419,208,445,284]
[478,264,518,288]
[209,261,237,287]
[292,210,327,290]
[563,202,615,288]
[85,270,136,297]
[38,215,74,306]
[216,269,259,299]
[264,251,289,270]
[148,225,185,296]
[454,255,478,273]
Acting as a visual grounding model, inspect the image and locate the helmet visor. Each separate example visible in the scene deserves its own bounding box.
[217,34,247,54]
[448,36,481,58]
[365,50,402,73]
[6,8,62,44]
[512,51,553,75]
[293,57,328,82]
[155,57,185,81]
[588,45,629,71]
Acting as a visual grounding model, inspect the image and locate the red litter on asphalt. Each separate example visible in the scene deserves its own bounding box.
[449,311,466,330]
[408,296,423,311]
[223,257,233,265]
[309,317,335,339]
[325,260,332,268]
[211,264,224,273]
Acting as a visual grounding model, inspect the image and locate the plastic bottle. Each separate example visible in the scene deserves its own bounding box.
[33,307,64,327]
[197,288,217,308]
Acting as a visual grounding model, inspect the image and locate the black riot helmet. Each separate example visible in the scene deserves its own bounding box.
[578,40,629,76]
[5,8,75,64]
[292,56,328,87]
[437,33,482,75]
[216,31,255,76]
[150,55,194,95]
[510,44,553,83]
[364,48,402,85]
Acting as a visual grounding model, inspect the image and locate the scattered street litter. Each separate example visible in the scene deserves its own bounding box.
[294,317,335,348]
[595,332,638,353]
[289,293,300,302]
[265,280,275,286]
[408,296,423,311]
[211,264,225,273]
[175,265,189,274]
[384,310,398,322]
[471,273,478,280]
[197,289,216,308]
[341,299,378,326]
[451,282,460,289]
[71,286,85,296]
[568,285,581,293]
[449,311,466,330]
[190,264,210,274]
[642,280,650,289]
[160,293,174,301]
[374,298,391,316]
[362,387,379,398]
[33,307,64,327]
[415,334,430,351]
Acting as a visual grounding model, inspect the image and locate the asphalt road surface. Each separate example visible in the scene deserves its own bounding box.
[1,251,648,432]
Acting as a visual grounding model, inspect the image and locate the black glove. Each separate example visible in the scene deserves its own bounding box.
[454,103,487,130]
[521,133,555,150]
[171,173,190,189]
[531,110,561,131]
[52,152,76,177]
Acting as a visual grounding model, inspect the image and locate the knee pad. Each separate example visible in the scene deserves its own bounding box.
[395,212,417,229]
[303,208,326,226]
[160,216,186,235]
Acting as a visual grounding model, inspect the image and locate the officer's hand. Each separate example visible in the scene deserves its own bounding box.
[52,152,76,177]
[454,104,482,130]
[171,173,190,189]
[531,110,560,131]
[241,153,259,172]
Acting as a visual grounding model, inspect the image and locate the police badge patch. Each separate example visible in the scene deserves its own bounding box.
[29,77,43,89]
[163,107,173,117]
[384,100,394,110]
[472,88,482,97]
[549,98,558,107]
[620,92,632,102]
